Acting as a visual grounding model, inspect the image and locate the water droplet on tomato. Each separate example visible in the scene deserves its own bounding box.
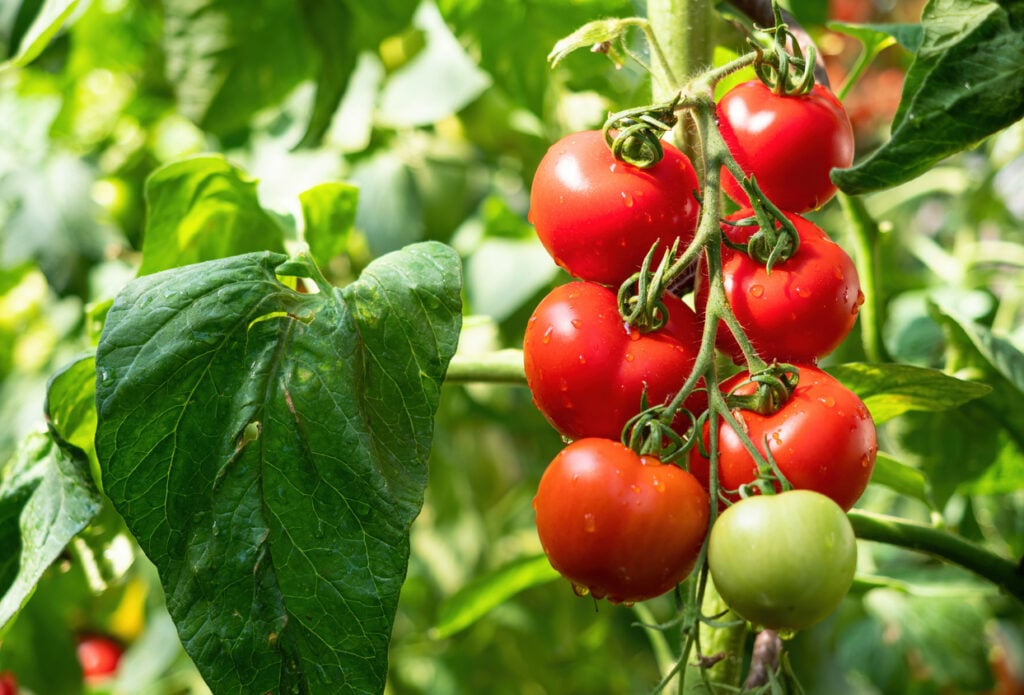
[583,513,596,532]
[624,353,635,362]
[572,583,591,597]
[622,192,634,207]
[856,290,866,307]
[796,286,811,298]
[578,354,586,364]
[531,496,538,510]
[750,284,765,298]
[628,329,641,341]
[820,396,836,407]
[630,484,641,494]
[542,326,553,344]
[652,477,665,492]
[571,318,583,329]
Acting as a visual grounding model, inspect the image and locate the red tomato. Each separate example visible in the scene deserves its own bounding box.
[717,81,854,212]
[76,634,123,682]
[534,438,710,603]
[690,365,877,511]
[523,281,706,441]
[529,130,701,286]
[0,671,17,695]
[695,210,862,364]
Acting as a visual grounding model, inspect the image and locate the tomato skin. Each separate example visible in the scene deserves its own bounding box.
[695,211,862,364]
[529,130,700,286]
[708,490,857,631]
[0,671,17,695]
[534,438,710,603]
[690,365,876,511]
[523,281,706,440]
[76,634,123,682]
[717,81,854,212]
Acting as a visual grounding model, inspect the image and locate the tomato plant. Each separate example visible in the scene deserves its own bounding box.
[529,129,701,286]
[707,490,858,631]
[76,634,123,682]
[717,80,854,212]
[523,280,705,440]
[533,438,709,604]
[690,365,877,510]
[695,210,863,364]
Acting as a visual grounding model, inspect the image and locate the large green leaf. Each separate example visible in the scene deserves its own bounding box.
[833,0,1024,194]
[0,431,102,632]
[140,156,287,276]
[827,362,991,424]
[95,244,462,694]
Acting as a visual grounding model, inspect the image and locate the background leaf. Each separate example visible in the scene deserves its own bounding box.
[828,362,990,424]
[833,0,1024,194]
[299,181,359,269]
[95,244,462,693]
[0,431,102,631]
[139,155,287,275]
[0,0,79,70]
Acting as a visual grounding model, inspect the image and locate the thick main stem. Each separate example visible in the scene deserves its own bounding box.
[647,0,713,155]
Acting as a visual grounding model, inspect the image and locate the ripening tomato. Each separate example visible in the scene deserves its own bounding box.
[534,438,710,603]
[695,210,862,364]
[524,281,706,441]
[717,81,854,212]
[689,365,877,511]
[529,129,701,286]
[708,490,857,631]
[76,634,123,682]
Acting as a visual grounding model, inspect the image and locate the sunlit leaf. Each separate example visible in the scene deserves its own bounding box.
[1,0,80,70]
[0,431,102,631]
[827,362,990,424]
[868,451,935,510]
[833,0,1024,194]
[95,244,462,693]
[299,181,359,267]
[140,155,286,276]
[432,554,560,639]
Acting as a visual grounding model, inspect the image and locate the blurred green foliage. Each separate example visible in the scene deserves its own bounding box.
[1,0,1023,693]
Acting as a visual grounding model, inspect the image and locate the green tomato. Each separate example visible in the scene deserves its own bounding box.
[707,490,857,632]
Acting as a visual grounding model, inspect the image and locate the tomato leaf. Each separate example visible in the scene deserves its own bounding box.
[95,244,462,693]
[295,0,418,147]
[827,362,991,424]
[868,451,936,511]
[888,301,1024,505]
[1,0,80,71]
[832,0,1024,194]
[140,156,287,276]
[432,554,560,640]
[298,181,359,267]
[0,431,102,631]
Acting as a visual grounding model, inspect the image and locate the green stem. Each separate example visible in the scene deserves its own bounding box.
[647,0,714,154]
[848,510,1024,602]
[445,350,528,384]
[838,192,891,363]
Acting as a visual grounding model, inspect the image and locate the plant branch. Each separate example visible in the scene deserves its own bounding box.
[848,510,1024,603]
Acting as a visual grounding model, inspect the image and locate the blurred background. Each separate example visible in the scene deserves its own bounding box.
[1,0,1023,693]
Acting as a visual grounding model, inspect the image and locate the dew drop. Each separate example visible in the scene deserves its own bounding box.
[571,318,583,329]
[572,583,591,597]
[542,325,554,344]
[624,353,635,362]
[750,284,765,298]
[653,477,665,492]
[820,395,836,407]
[578,354,587,365]
[630,484,642,494]
[621,192,634,208]
[856,290,866,307]
[796,286,811,299]
[583,512,597,532]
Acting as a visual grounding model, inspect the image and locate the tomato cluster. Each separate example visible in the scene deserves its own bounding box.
[523,80,872,629]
